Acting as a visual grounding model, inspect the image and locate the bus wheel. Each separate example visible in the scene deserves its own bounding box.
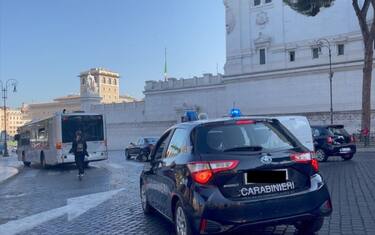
[40,152,47,169]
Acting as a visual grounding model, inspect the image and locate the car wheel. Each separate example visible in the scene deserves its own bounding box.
[125,150,130,160]
[342,154,354,161]
[315,149,328,162]
[140,183,154,214]
[175,201,192,235]
[295,217,324,234]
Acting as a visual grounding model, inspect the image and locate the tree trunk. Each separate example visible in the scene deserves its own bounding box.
[361,41,374,132]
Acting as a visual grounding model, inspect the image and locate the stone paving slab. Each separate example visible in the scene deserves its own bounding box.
[1,151,375,234]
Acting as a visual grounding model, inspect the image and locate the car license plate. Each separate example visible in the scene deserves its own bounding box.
[244,169,288,185]
[340,147,351,153]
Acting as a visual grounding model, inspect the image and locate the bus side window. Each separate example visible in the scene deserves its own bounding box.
[38,128,46,140]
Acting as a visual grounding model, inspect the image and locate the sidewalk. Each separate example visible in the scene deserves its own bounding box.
[0,154,22,184]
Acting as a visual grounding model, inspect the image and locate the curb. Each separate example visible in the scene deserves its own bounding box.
[0,166,19,184]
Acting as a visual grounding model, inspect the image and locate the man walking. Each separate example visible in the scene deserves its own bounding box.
[70,130,89,180]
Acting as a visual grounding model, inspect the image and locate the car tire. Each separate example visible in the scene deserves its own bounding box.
[125,150,130,160]
[175,201,193,235]
[140,183,154,215]
[342,154,354,161]
[295,217,324,234]
[139,151,149,162]
[315,149,328,162]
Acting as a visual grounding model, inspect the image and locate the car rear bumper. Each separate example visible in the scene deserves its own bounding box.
[325,144,356,156]
[188,174,332,234]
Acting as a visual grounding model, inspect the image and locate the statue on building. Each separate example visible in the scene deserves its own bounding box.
[81,72,99,97]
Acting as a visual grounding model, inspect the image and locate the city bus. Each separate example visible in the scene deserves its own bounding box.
[16,112,108,168]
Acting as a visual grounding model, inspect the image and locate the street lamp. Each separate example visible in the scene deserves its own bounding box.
[316,38,334,124]
[0,79,18,157]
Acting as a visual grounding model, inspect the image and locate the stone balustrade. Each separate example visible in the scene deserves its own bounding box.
[144,73,224,92]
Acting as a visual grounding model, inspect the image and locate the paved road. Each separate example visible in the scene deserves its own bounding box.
[0,151,374,234]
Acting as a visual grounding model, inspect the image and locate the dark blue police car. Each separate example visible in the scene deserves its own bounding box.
[140,112,332,234]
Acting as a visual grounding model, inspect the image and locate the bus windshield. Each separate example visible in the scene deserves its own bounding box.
[62,115,104,143]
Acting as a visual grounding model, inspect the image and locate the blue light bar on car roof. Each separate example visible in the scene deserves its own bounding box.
[230,108,242,117]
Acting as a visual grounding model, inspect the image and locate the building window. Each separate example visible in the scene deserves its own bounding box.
[81,78,85,85]
[254,0,261,6]
[259,48,266,65]
[337,44,345,56]
[289,51,295,62]
[312,47,320,59]
[265,0,272,3]
[114,79,117,85]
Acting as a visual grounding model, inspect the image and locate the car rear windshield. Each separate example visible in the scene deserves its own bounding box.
[194,121,298,154]
[62,115,104,143]
[145,138,158,144]
[328,127,349,136]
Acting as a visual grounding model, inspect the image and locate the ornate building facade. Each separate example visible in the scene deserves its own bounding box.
[0,107,29,136]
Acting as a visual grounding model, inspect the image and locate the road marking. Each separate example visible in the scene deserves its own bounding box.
[0,193,26,199]
[0,188,125,235]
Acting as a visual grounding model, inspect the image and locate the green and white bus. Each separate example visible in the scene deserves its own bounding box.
[16,112,108,168]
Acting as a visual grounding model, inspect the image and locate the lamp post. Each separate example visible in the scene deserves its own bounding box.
[0,79,18,157]
[316,38,334,124]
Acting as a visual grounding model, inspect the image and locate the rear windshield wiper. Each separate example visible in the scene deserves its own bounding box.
[223,146,263,152]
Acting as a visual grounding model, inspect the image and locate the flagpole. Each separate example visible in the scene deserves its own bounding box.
[164,48,168,81]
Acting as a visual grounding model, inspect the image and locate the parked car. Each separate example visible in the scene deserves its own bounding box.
[311,125,356,162]
[125,137,158,161]
[140,116,332,234]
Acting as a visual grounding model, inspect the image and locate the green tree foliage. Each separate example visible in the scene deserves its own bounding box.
[283,0,335,16]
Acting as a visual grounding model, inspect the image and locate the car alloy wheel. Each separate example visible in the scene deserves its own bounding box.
[315,149,327,162]
[176,206,188,235]
[140,183,153,214]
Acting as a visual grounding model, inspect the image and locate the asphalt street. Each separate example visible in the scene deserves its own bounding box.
[0,151,374,235]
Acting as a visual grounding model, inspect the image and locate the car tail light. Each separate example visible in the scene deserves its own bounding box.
[350,135,355,143]
[311,158,319,172]
[327,136,334,144]
[199,218,207,233]
[290,152,319,172]
[187,160,239,184]
[55,142,62,150]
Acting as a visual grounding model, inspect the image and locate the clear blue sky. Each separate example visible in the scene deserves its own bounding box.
[0,0,225,107]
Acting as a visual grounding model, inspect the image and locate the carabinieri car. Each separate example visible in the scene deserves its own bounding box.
[140,116,332,234]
